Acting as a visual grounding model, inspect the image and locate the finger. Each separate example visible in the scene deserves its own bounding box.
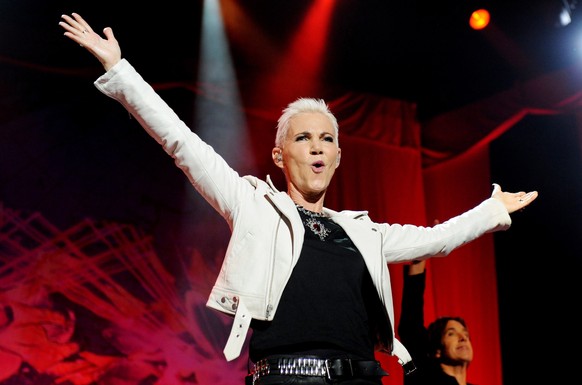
[103,27,115,40]
[71,13,94,34]
[491,183,501,196]
[60,20,86,43]
[518,191,537,204]
[60,25,84,46]
[60,14,92,40]
[61,14,84,33]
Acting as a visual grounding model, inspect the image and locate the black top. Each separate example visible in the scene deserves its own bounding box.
[249,206,385,362]
[398,268,475,385]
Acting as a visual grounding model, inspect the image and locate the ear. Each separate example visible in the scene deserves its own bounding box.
[435,349,441,359]
[335,149,341,168]
[272,148,284,168]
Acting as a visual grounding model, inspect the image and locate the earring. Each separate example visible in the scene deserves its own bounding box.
[277,154,282,162]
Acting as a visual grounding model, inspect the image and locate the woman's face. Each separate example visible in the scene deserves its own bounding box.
[273,112,341,200]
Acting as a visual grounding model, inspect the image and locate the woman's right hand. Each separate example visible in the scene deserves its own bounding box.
[59,13,122,71]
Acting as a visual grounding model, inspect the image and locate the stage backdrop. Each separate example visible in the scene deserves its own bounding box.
[2,54,582,385]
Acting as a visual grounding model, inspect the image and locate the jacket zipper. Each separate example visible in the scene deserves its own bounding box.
[265,214,281,319]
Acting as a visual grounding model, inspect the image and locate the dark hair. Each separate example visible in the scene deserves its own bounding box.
[427,316,468,359]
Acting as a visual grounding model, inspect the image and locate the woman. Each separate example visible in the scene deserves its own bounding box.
[59,13,538,385]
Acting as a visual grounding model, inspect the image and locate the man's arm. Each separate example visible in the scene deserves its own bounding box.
[398,260,430,378]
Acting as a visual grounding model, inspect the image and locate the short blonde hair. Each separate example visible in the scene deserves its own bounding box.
[275,98,339,148]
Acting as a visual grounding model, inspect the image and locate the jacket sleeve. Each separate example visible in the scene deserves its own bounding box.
[379,197,511,263]
[93,59,252,220]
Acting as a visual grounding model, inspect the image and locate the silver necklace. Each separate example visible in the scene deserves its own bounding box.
[296,205,331,241]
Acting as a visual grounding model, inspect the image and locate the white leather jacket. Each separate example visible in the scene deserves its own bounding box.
[94,59,512,365]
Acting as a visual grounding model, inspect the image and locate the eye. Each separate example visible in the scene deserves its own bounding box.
[295,134,308,142]
[324,136,334,142]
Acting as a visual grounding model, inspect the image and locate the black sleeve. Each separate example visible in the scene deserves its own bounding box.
[398,265,430,379]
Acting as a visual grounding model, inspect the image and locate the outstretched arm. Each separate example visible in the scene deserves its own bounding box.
[59,13,121,71]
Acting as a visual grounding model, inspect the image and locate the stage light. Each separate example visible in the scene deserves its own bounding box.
[558,0,577,27]
[469,9,490,30]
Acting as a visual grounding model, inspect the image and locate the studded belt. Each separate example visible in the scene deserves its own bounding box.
[247,356,389,383]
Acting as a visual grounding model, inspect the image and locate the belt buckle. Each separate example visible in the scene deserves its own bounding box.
[324,359,332,380]
[345,359,354,377]
[324,358,354,380]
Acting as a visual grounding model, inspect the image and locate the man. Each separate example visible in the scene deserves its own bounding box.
[398,259,474,385]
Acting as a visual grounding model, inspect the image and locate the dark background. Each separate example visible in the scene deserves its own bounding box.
[2,1,581,120]
[491,113,582,384]
[1,1,581,384]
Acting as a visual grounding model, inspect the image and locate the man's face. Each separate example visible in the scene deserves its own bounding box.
[438,319,474,365]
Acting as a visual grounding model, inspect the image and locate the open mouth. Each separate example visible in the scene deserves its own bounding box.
[312,161,325,172]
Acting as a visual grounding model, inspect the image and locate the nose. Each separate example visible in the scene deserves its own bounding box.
[310,140,323,154]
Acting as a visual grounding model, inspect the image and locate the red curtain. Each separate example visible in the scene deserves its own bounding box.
[321,62,582,385]
[317,95,501,385]
[423,147,501,385]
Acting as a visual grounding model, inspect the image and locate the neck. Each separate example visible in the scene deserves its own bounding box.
[294,200,324,213]
[288,190,326,213]
[440,363,469,385]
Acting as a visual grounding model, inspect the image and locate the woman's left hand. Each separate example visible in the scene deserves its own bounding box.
[491,183,538,213]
